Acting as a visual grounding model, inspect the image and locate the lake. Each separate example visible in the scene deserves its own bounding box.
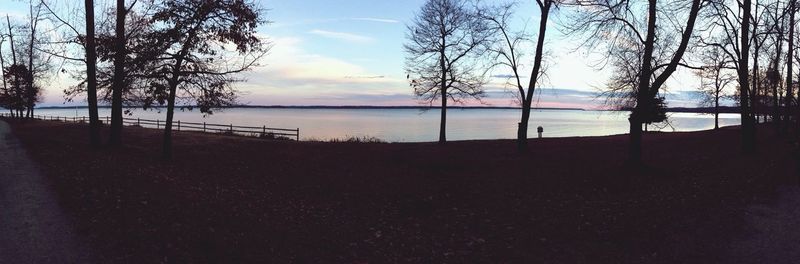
[31,108,742,142]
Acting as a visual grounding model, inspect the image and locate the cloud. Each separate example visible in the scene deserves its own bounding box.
[273,17,401,28]
[309,29,375,43]
[350,17,400,23]
[344,75,385,79]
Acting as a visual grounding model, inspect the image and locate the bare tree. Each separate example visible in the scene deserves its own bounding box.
[700,0,756,152]
[481,0,559,152]
[750,0,777,129]
[2,2,50,118]
[697,46,736,129]
[565,0,703,162]
[5,15,23,118]
[405,0,492,144]
[0,29,10,117]
[39,0,120,147]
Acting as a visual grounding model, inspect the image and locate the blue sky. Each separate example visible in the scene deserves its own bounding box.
[2,0,707,108]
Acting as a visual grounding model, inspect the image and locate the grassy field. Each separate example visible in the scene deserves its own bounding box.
[6,118,796,263]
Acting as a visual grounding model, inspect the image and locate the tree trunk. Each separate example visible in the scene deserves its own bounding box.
[740,0,756,153]
[109,0,125,146]
[629,0,658,163]
[439,88,447,144]
[438,44,447,144]
[85,0,101,147]
[786,0,800,135]
[163,51,185,159]
[163,80,178,159]
[790,0,799,135]
[518,2,551,153]
[26,4,35,120]
[0,36,8,117]
[715,91,720,129]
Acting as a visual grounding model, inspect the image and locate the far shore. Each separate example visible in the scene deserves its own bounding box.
[10,104,755,114]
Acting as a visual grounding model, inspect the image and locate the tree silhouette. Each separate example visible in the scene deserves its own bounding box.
[405,0,492,144]
[1,3,49,118]
[85,0,100,146]
[566,0,703,163]
[481,0,559,152]
[38,0,103,146]
[696,46,735,129]
[701,0,756,152]
[138,0,269,159]
[109,0,127,146]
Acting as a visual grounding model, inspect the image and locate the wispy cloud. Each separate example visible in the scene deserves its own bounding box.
[351,17,400,23]
[274,17,401,28]
[309,29,375,43]
[345,75,385,79]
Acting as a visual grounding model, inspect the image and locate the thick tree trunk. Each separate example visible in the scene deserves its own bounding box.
[163,82,178,159]
[109,0,125,146]
[740,0,756,153]
[518,106,530,151]
[438,45,447,144]
[790,0,799,135]
[27,6,35,120]
[629,0,658,163]
[85,0,100,147]
[715,92,720,129]
[0,38,8,117]
[786,0,800,135]
[518,2,551,153]
[439,88,447,144]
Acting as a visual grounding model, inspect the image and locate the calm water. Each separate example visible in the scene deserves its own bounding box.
[32,108,741,142]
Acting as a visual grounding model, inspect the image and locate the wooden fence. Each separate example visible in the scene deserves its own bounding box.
[0,113,300,140]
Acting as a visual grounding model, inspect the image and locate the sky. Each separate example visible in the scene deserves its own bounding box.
[2,0,709,109]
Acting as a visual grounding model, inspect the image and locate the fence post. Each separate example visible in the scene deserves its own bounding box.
[230,124,233,133]
[262,125,266,134]
[157,119,160,129]
[296,128,300,141]
[137,118,140,126]
[178,120,181,131]
[203,122,206,132]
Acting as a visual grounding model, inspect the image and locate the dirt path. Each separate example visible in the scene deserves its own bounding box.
[0,120,93,264]
[729,187,800,263]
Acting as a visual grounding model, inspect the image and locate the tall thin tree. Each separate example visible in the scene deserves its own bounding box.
[109,0,126,146]
[85,0,100,146]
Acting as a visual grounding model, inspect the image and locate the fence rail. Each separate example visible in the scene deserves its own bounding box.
[0,113,300,140]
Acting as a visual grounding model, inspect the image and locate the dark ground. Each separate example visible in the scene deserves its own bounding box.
[4,118,797,263]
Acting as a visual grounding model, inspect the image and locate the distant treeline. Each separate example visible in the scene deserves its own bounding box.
[619,106,742,114]
[33,105,748,114]
[32,105,587,111]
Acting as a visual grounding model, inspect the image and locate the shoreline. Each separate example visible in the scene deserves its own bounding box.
[18,105,745,114]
